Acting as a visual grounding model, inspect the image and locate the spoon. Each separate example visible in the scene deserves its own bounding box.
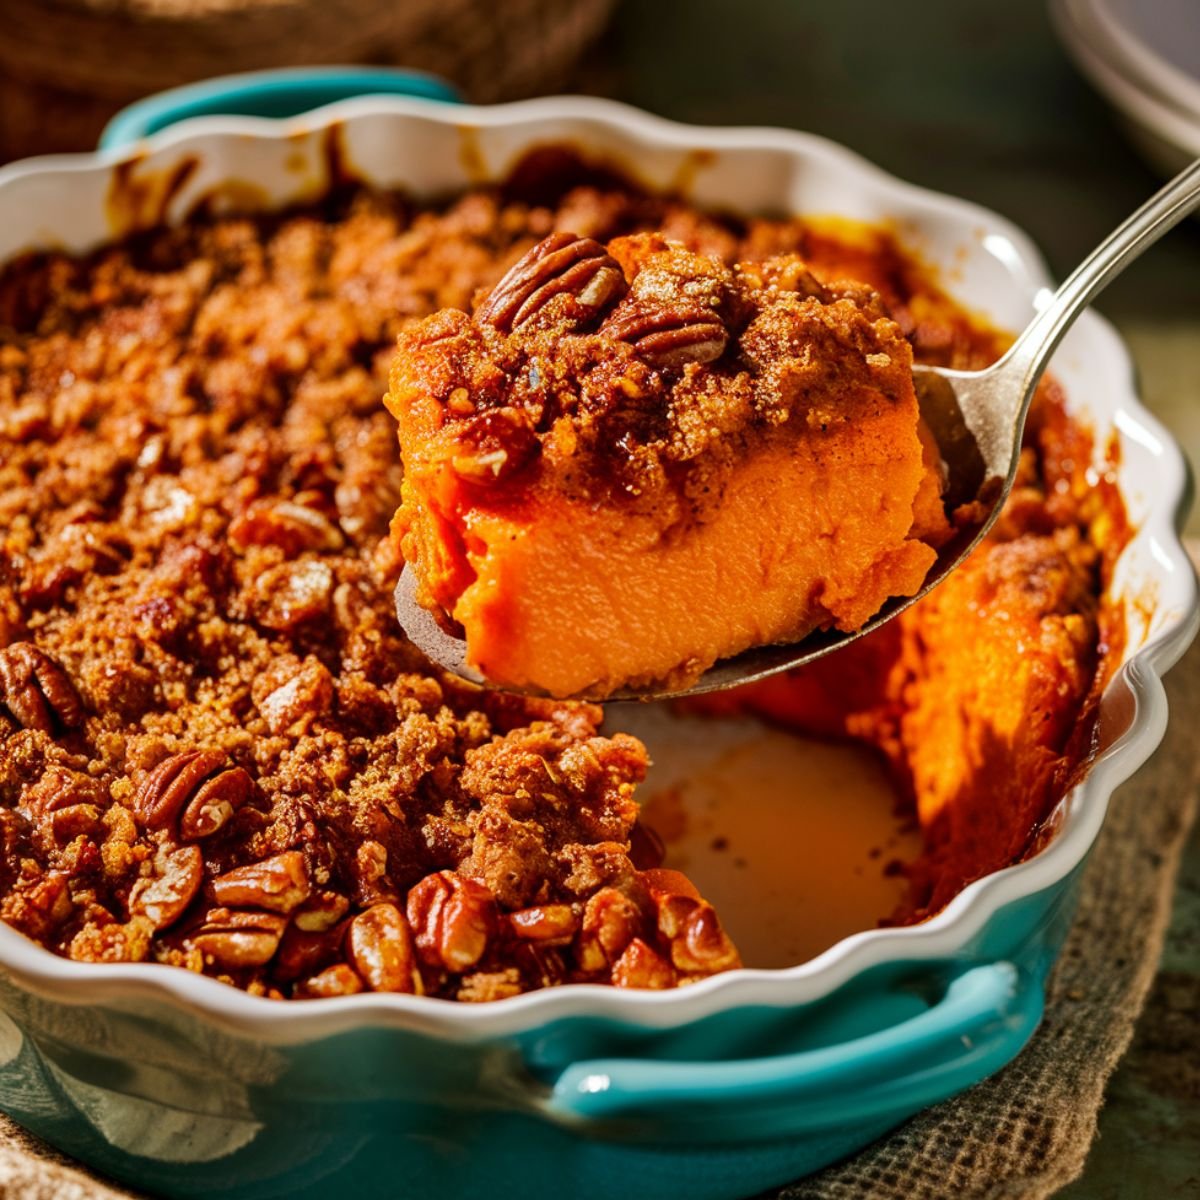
[397,157,1200,701]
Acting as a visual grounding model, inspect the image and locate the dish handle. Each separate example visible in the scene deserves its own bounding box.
[98,66,462,152]
[546,961,1041,1143]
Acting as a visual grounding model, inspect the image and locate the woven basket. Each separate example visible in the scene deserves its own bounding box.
[0,0,618,161]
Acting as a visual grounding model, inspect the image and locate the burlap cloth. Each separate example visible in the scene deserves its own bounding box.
[0,581,1197,1198]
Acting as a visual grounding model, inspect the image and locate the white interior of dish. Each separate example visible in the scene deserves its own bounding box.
[0,96,1194,1040]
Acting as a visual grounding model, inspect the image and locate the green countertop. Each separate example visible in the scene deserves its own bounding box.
[584,1,1200,1194]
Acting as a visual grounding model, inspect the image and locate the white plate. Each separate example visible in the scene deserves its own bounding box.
[1054,0,1200,177]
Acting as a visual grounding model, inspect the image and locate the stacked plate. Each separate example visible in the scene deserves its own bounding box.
[1053,0,1200,177]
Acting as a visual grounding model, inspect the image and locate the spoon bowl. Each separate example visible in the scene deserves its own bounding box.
[397,158,1200,701]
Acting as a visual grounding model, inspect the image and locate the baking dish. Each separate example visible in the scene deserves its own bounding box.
[0,69,1195,1200]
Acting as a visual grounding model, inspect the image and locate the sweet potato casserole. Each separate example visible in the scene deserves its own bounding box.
[0,151,1124,1000]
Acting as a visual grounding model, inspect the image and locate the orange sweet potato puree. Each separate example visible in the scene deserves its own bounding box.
[398,386,943,698]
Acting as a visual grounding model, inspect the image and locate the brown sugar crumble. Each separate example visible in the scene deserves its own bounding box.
[0,154,1123,999]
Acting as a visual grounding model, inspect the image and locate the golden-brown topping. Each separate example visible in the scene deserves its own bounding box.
[389,230,919,512]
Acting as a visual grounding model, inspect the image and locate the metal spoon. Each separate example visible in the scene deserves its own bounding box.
[397,158,1200,701]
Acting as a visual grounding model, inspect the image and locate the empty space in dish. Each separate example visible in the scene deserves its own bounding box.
[610,705,919,969]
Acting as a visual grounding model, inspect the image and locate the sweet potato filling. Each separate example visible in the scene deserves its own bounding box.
[0,150,1123,1000]
[388,234,950,698]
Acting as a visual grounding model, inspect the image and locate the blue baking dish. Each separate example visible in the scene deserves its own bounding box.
[0,67,1194,1200]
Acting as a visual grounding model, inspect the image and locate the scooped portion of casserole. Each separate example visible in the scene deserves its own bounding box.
[0,149,1122,1001]
[387,232,950,699]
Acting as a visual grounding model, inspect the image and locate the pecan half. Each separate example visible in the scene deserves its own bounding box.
[293,889,350,933]
[601,303,728,370]
[251,560,335,632]
[252,656,334,736]
[476,233,627,332]
[668,901,741,975]
[642,869,739,975]
[211,851,311,914]
[0,643,84,734]
[407,871,496,973]
[574,886,644,974]
[508,903,578,946]
[21,765,106,826]
[178,764,255,842]
[346,902,420,993]
[129,845,203,930]
[135,750,253,840]
[186,908,288,970]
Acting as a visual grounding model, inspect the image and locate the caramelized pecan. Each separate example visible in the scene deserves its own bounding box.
[601,303,728,370]
[669,902,741,975]
[293,889,350,933]
[275,919,349,983]
[476,233,626,332]
[187,908,288,970]
[346,902,420,993]
[251,560,334,632]
[642,870,739,975]
[178,765,255,842]
[0,643,84,734]
[135,750,253,840]
[20,765,106,832]
[252,656,334,736]
[211,851,311,914]
[129,845,203,930]
[407,871,496,972]
[574,886,644,974]
[508,903,578,946]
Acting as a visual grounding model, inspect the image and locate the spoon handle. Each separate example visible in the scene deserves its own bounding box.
[1001,157,1200,403]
